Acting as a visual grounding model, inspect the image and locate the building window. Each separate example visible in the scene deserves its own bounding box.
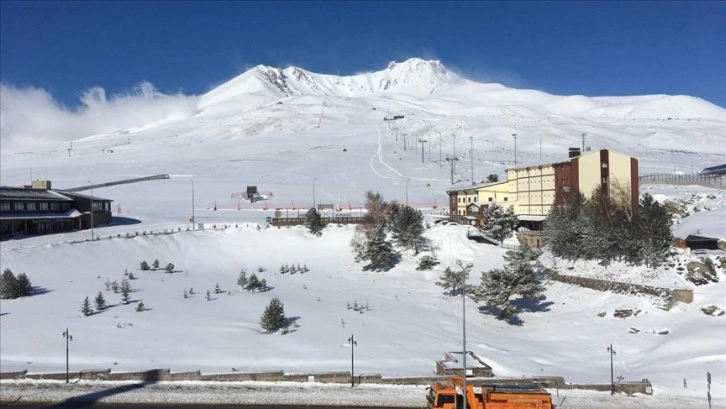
[601,162,608,168]
[26,202,37,211]
[93,202,102,211]
[50,202,59,211]
[39,202,49,211]
[14,202,24,211]
[61,202,70,211]
[504,197,508,201]
[488,197,493,202]
[0,203,9,211]
[602,177,608,183]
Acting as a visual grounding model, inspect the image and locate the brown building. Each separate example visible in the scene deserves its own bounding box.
[0,181,112,240]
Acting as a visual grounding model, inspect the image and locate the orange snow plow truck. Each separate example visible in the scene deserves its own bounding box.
[426,376,554,409]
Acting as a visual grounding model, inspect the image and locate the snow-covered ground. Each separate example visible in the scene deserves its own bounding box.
[1,58,725,407]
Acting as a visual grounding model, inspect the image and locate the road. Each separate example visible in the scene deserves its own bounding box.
[1,404,415,409]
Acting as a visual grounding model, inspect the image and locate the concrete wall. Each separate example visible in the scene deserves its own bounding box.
[548,270,693,310]
[578,150,602,199]
[2,369,652,394]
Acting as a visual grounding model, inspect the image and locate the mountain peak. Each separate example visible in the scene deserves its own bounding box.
[386,58,447,75]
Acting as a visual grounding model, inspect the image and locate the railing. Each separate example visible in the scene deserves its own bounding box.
[639,173,724,186]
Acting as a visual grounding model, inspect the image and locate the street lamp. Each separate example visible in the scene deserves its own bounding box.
[313,177,317,210]
[512,133,518,166]
[62,328,73,383]
[405,178,410,207]
[608,344,616,395]
[348,334,357,388]
[87,180,94,240]
[456,259,474,408]
[190,179,195,230]
[470,135,474,185]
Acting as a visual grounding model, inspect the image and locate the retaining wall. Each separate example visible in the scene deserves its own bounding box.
[1,370,652,395]
[548,270,692,310]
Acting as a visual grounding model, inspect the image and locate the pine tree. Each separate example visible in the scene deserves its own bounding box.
[165,263,175,273]
[140,261,150,271]
[0,269,18,299]
[183,288,189,299]
[260,297,287,334]
[152,259,160,270]
[237,270,248,287]
[471,245,545,320]
[214,284,222,294]
[304,208,326,236]
[111,281,120,293]
[364,225,396,271]
[121,278,131,304]
[434,266,470,295]
[637,193,673,267]
[135,301,145,312]
[15,273,32,297]
[94,291,107,312]
[81,296,92,316]
[482,203,518,242]
[417,254,438,271]
[389,206,425,249]
[206,290,211,301]
[246,274,261,292]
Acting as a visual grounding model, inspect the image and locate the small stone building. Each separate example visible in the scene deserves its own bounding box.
[436,351,493,377]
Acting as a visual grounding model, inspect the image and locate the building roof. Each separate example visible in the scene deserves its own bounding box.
[0,209,82,220]
[518,215,547,222]
[56,191,112,202]
[685,235,718,242]
[446,180,507,193]
[504,148,637,172]
[438,351,492,370]
[0,187,73,202]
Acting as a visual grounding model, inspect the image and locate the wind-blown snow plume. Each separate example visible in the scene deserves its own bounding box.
[0,82,198,150]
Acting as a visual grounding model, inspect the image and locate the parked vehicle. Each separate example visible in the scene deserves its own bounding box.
[426,376,554,409]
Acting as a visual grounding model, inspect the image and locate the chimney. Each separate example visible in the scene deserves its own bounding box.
[31,180,52,190]
[568,148,581,158]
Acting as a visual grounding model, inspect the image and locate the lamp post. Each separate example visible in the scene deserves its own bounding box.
[313,177,317,210]
[608,344,616,395]
[87,181,94,240]
[438,131,442,169]
[456,260,474,408]
[470,135,474,185]
[62,328,73,383]
[512,133,518,166]
[405,178,410,207]
[348,334,357,388]
[190,179,195,230]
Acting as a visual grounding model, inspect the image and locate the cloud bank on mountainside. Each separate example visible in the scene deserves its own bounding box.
[0,82,199,151]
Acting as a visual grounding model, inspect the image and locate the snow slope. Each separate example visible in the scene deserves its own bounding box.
[1,58,725,406]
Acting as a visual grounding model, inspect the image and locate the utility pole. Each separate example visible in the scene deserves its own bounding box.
[419,139,427,163]
[608,344,616,395]
[446,156,458,185]
[582,132,587,153]
[88,181,94,240]
[313,177,317,210]
[438,132,442,169]
[405,178,410,206]
[190,179,195,230]
[348,334,357,388]
[540,135,542,160]
[62,328,73,383]
[452,133,457,175]
[457,260,474,409]
[403,133,408,151]
[428,134,432,162]
[512,133,518,166]
[470,136,474,185]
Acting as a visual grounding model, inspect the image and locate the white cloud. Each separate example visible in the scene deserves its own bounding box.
[0,82,199,151]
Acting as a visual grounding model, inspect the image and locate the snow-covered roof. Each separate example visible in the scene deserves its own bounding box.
[518,215,547,221]
[0,209,82,220]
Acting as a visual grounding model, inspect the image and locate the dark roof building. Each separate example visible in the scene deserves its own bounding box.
[0,182,113,240]
[684,235,720,251]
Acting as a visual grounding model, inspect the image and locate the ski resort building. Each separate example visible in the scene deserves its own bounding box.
[447,148,639,230]
[0,180,113,240]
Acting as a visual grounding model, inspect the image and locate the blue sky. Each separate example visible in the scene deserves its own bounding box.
[1,1,725,107]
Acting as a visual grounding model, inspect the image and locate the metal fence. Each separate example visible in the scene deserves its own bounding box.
[639,173,724,186]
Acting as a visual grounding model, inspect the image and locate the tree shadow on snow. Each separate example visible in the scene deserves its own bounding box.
[511,295,554,314]
[362,253,402,272]
[284,316,301,333]
[477,305,525,326]
[106,216,142,226]
[28,286,53,297]
[46,369,163,408]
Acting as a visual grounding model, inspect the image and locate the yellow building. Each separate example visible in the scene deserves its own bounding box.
[447,148,638,227]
